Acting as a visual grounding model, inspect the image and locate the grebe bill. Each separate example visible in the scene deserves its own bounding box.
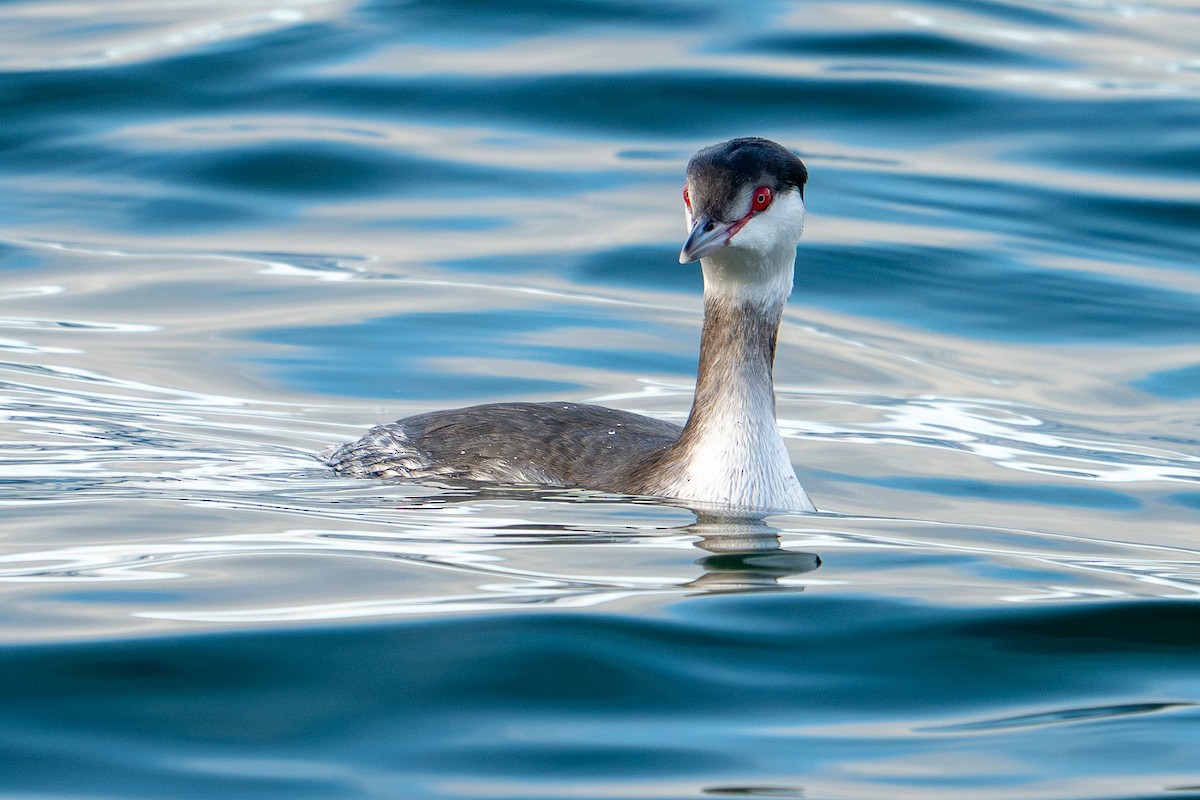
[325,137,816,516]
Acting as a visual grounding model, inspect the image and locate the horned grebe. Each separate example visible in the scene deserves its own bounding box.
[325,137,816,517]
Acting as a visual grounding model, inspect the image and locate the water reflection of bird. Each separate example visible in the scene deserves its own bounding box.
[686,517,821,593]
[326,137,816,518]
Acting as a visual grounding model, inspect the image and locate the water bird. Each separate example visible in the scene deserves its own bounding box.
[325,137,816,517]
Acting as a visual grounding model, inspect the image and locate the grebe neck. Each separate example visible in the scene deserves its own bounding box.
[653,245,815,514]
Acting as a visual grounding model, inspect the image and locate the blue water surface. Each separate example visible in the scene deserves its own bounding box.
[1,1,1198,798]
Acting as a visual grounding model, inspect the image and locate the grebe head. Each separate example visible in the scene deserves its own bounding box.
[679,138,808,282]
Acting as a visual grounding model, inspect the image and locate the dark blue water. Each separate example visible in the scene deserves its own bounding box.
[1,1,1198,798]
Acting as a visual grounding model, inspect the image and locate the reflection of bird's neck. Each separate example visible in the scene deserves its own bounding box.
[684,517,821,592]
[659,246,814,514]
[688,517,782,553]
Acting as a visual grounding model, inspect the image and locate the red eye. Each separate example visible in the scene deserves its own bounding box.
[683,185,692,210]
[751,186,772,212]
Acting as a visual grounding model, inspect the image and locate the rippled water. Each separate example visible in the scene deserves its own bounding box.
[1,0,1198,797]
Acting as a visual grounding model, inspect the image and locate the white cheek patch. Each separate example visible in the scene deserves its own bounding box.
[731,189,805,254]
[698,189,805,301]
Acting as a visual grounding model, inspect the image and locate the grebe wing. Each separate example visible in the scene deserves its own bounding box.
[326,401,681,487]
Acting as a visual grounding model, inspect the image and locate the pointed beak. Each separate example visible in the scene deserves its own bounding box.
[679,214,736,264]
